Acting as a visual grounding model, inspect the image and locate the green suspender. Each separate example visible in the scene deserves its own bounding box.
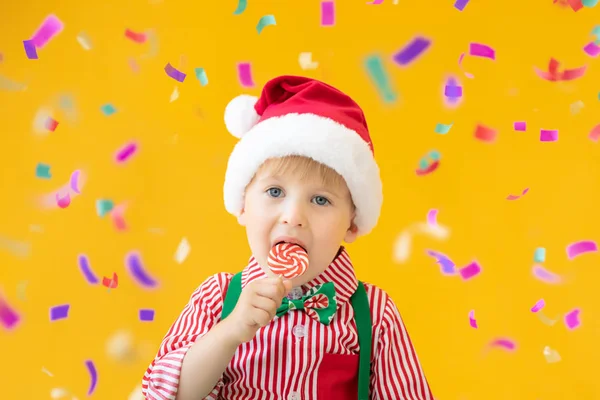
[221,273,372,400]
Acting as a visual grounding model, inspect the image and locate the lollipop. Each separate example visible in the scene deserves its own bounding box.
[268,243,309,279]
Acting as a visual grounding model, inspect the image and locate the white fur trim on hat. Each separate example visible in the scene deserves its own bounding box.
[224,95,260,138]
[224,113,382,236]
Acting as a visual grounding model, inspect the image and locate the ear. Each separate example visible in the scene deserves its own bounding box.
[237,208,247,226]
[344,219,359,244]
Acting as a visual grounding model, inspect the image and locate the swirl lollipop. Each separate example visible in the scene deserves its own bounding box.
[268,243,309,279]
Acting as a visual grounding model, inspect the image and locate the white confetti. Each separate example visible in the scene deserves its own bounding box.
[106,330,136,362]
[392,231,412,263]
[170,86,179,102]
[298,52,319,70]
[32,106,54,136]
[50,388,69,399]
[543,346,561,363]
[76,32,92,50]
[41,366,54,377]
[175,237,191,264]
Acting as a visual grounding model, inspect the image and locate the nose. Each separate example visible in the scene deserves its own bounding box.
[279,200,307,227]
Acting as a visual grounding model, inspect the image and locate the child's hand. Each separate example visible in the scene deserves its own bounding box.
[226,276,292,344]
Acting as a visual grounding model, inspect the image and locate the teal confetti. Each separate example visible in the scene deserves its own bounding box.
[233,0,247,14]
[96,199,114,217]
[35,163,51,179]
[364,55,397,103]
[534,247,546,263]
[435,123,453,134]
[195,68,208,86]
[419,158,428,169]
[582,0,598,7]
[256,15,276,34]
[429,150,441,161]
[101,104,116,116]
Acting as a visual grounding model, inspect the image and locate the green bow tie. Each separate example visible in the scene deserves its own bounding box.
[276,282,338,325]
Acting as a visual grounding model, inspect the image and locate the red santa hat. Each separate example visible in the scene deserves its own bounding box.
[223,75,382,236]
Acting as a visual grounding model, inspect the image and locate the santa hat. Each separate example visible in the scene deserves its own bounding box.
[223,75,382,236]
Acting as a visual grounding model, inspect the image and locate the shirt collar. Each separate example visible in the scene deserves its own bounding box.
[241,246,359,307]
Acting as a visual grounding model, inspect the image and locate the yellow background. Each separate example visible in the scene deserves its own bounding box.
[1,0,599,399]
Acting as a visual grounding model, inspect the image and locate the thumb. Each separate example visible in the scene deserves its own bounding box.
[282,278,293,294]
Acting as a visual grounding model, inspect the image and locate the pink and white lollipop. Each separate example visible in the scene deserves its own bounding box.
[268,243,309,279]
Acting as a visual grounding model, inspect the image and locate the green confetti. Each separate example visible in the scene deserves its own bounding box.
[233,0,247,14]
[256,15,276,34]
[35,163,51,179]
[195,68,208,86]
[96,199,114,217]
[101,104,116,116]
[435,123,453,134]
[364,55,397,103]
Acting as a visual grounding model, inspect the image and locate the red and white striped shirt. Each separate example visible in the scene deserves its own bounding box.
[142,248,432,400]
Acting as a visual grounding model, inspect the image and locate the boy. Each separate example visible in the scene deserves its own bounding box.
[142,76,433,400]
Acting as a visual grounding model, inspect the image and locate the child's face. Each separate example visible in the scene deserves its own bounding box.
[238,162,358,287]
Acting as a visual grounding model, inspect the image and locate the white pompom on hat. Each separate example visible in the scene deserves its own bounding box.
[223,75,383,236]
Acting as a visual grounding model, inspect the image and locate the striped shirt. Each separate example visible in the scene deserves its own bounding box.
[142,248,433,400]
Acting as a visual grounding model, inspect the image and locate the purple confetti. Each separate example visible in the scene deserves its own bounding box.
[50,304,70,321]
[425,249,456,275]
[392,37,431,66]
[85,360,98,395]
[0,294,21,331]
[139,309,155,321]
[454,0,470,10]
[164,62,186,82]
[444,85,462,97]
[78,254,99,284]
[115,141,138,163]
[23,40,38,60]
[126,251,159,289]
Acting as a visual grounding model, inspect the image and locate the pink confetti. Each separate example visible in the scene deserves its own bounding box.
[468,310,478,328]
[321,1,335,26]
[237,62,255,87]
[506,187,529,200]
[69,170,81,194]
[459,261,481,280]
[564,308,581,330]
[125,29,147,44]
[531,299,545,313]
[367,0,384,3]
[469,43,496,60]
[513,121,526,131]
[532,264,562,284]
[458,53,475,79]
[0,293,21,331]
[115,141,138,163]
[589,123,600,142]
[56,192,71,209]
[30,14,64,49]
[583,42,600,57]
[489,338,516,351]
[540,129,558,142]
[45,117,59,132]
[566,240,597,260]
[426,209,438,225]
[112,204,128,232]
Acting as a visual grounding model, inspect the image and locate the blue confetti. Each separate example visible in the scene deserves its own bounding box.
[35,163,51,179]
[96,199,114,217]
[534,247,546,263]
[256,15,276,34]
[195,68,208,86]
[101,104,116,116]
[364,54,397,103]
[233,0,247,14]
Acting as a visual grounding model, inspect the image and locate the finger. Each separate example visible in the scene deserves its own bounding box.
[252,308,274,327]
[250,296,279,317]
[282,279,293,294]
[255,282,286,300]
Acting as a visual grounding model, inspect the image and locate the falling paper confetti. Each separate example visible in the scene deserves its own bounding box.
[425,249,456,275]
[100,104,116,116]
[126,251,159,289]
[392,37,432,66]
[115,141,138,163]
[139,309,155,322]
[96,199,114,217]
[416,150,440,176]
[468,310,478,328]
[426,209,438,226]
[174,237,191,264]
[256,15,276,34]
[392,231,412,263]
[30,14,64,49]
[56,192,71,209]
[50,388,69,399]
[36,163,52,179]
[170,86,179,102]
[534,58,586,82]
[570,100,585,114]
[50,304,70,321]
[237,62,255,87]
[506,187,529,200]
[534,247,546,263]
[531,299,546,313]
[543,346,562,363]
[540,129,559,142]
[299,52,319,70]
[532,264,562,284]
[513,121,527,131]
[489,338,517,351]
[460,262,482,280]
[564,308,581,330]
[23,40,38,60]
[566,240,597,259]
[0,74,27,91]
[78,254,99,284]
[102,272,119,289]
[435,122,453,134]
[233,0,247,14]
[364,54,397,103]
[0,293,21,330]
[444,84,462,97]
[70,170,81,194]
[76,32,92,50]
[537,311,558,326]
[45,117,59,131]
[469,43,496,60]
[195,68,208,86]
[458,53,475,79]
[41,367,54,377]
[85,360,98,395]
[474,124,498,142]
[164,62,186,82]
[454,0,470,10]
[125,29,147,43]
[321,1,335,26]
[589,123,600,142]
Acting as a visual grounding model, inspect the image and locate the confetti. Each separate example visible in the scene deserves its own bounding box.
[583,42,600,57]
[195,68,208,86]
[170,86,179,102]
[364,54,397,103]
[164,62,186,83]
[85,360,98,395]
[564,308,581,330]
[0,293,21,330]
[392,37,431,66]
[106,330,136,362]
[0,74,27,91]
[42,366,54,376]
[237,62,256,87]
[233,0,247,14]
[454,0,470,10]
[50,304,70,321]
[174,237,191,264]
[443,76,464,108]
[531,299,546,313]
[76,32,92,50]
[101,104,116,116]
[125,29,147,43]
[78,254,99,284]
[112,203,128,231]
[102,272,118,289]
[444,84,462,97]
[256,15,276,34]
[23,40,38,60]
[36,163,52,179]
[489,338,516,351]
[513,121,526,131]
[30,14,64,49]
[96,199,114,217]
[534,247,546,263]
[139,309,155,321]
[115,141,138,163]
[540,129,558,142]
[416,150,440,176]
[583,0,599,5]
[506,187,529,200]
[566,0,584,10]
[126,251,159,289]
[458,53,475,79]
[459,261,482,280]
[537,311,558,326]
[425,250,456,275]
[469,43,495,60]
[0,234,31,258]
[534,58,586,82]
[50,388,69,399]
[543,346,562,363]
[299,52,319,70]
[468,310,478,328]
[570,100,584,114]
[532,264,562,284]
[128,57,140,74]
[392,231,411,263]
[45,117,59,132]
[474,124,498,143]
[56,192,71,209]
[589,123,600,142]
[367,0,384,4]
[70,170,81,194]
[566,240,597,259]
[434,122,453,134]
[321,1,335,26]
[426,209,438,225]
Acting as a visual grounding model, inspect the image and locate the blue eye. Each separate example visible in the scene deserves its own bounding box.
[267,187,283,197]
[313,196,330,206]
